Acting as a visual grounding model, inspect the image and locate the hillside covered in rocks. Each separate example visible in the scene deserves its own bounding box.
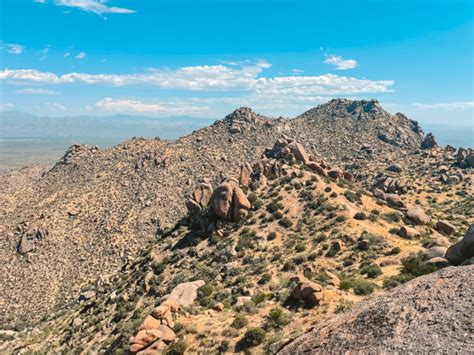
[0,99,431,328]
[1,124,472,353]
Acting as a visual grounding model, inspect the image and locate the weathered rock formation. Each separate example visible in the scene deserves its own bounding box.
[279,265,474,353]
[445,224,474,265]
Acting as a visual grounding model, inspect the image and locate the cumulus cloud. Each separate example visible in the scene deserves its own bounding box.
[0,61,393,95]
[75,51,87,59]
[412,102,474,110]
[53,0,135,15]
[324,55,358,70]
[94,97,208,115]
[16,88,59,95]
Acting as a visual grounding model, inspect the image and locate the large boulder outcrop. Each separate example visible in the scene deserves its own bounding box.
[209,180,251,222]
[445,224,474,266]
[279,265,474,353]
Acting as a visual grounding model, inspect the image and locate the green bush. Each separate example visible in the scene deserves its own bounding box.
[401,253,436,277]
[242,327,266,347]
[265,307,290,329]
[360,264,383,278]
[279,217,293,228]
[352,279,376,295]
[231,314,249,329]
[354,212,367,220]
[166,339,188,355]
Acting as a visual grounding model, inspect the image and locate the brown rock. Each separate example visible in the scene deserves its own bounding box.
[287,140,310,164]
[130,329,163,353]
[139,315,161,331]
[156,325,176,342]
[213,302,224,311]
[232,186,251,221]
[162,298,180,312]
[152,305,170,319]
[239,163,253,186]
[407,206,430,225]
[385,193,404,208]
[210,182,234,219]
[445,224,474,265]
[436,220,456,235]
[305,161,327,176]
[136,340,167,354]
[398,226,420,240]
[327,168,344,179]
[373,188,386,200]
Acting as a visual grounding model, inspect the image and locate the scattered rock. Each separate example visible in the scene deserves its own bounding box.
[398,226,420,240]
[435,220,456,236]
[406,206,430,225]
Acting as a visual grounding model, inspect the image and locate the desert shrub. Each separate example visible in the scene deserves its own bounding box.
[166,339,188,355]
[382,212,401,223]
[388,246,401,255]
[252,292,266,305]
[151,261,166,275]
[344,190,361,203]
[352,279,376,295]
[248,193,258,204]
[267,231,277,241]
[265,307,290,330]
[242,327,266,347]
[354,212,367,220]
[258,273,272,285]
[231,314,249,329]
[401,253,436,277]
[279,217,293,228]
[360,264,383,278]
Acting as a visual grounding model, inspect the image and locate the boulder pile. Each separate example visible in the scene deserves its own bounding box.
[264,137,349,180]
[289,275,324,307]
[456,147,474,168]
[186,179,251,223]
[130,280,205,354]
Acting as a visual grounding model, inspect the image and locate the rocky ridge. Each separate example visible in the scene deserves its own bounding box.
[1,134,472,354]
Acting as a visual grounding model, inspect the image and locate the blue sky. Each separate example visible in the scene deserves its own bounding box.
[0,0,473,127]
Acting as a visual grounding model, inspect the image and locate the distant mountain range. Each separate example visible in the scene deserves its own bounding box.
[0,111,216,140]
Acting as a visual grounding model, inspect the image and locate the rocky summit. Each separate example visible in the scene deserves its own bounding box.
[0,99,473,354]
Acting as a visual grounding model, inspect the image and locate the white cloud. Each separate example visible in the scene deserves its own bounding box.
[34,0,46,3]
[46,102,66,110]
[412,102,474,110]
[16,88,59,95]
[0,103,14,111]
[75,51,87,59]
[324,55,358,70]
[292,69,304,74]
[0,61,393,96]
[6,43,24,55]
[94,97,208,115]
[53,0,135,15]
[64,52,70,57]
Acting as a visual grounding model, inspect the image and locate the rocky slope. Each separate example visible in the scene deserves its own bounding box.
[0,99,429,328]
[279,264,474,353]
[1,134,472,354]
